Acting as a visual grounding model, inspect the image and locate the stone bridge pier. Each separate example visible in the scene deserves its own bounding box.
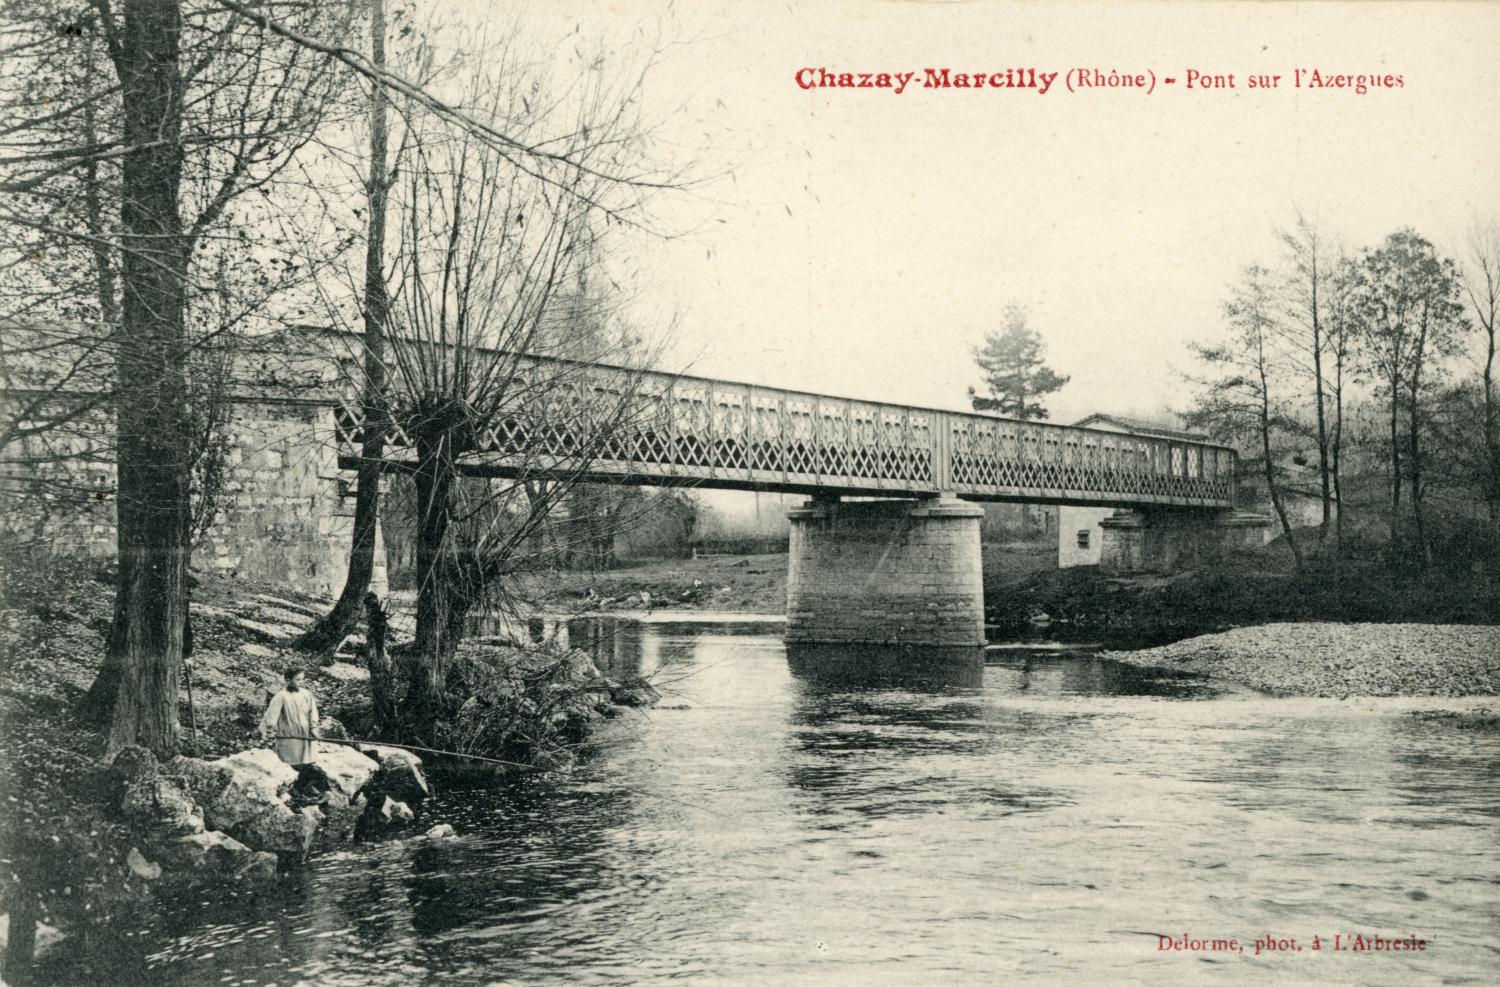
[785,496,986,649]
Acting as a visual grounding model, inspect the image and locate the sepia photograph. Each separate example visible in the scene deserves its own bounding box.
[0,0,1496,984]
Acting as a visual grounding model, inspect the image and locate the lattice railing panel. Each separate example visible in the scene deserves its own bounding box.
[331,351,1234,507]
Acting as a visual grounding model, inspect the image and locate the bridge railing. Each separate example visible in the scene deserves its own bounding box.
[333,354,1237,508]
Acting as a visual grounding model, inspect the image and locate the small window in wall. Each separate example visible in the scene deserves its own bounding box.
[1076,530,1091,549]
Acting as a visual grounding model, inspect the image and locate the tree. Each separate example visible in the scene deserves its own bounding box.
[1460,221,1500,523]
[1,0,355,752]
[968,304,1068,420]
[1351,230,1468,565]
[1187,264,1304,570]
[364,67,669,722]
[290,6,686,656]
[2,0,683,751]
[294,0,394,655]
[1324,254,1359,555]
[1276,215,1337,536]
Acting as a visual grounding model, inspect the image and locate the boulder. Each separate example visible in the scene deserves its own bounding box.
[237,803,320,856]
[319,716,350,740]
[126,847,161,881]
[381,797,415,825]
[562,649,604,684]
[356,742,416,765]
[425,823,456,840]
[356,795,415,839]
[608,676,661,708]
[187,749,319,854]
[197,750,295,829]
[314,791,368,847]
[374,753,430,804]
[357,745,430,805]
[303,744,379,800]
[156,830,277,882]
[108,745,159,790]
[164,756,234,809]
[120,775,205,837]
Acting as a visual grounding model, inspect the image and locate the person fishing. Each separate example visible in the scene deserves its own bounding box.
[260,665,321,767]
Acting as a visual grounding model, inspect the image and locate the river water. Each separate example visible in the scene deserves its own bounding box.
[50,618,1500,985]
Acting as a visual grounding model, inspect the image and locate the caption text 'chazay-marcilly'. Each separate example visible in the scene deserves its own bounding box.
[793,67,1405,97]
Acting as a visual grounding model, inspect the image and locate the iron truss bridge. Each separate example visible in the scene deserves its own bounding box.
[332,358,1237,509]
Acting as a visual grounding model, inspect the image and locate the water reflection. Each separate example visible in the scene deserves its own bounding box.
[787,641,985,690]
[783,642,1071,835]
[36,617,1500,987]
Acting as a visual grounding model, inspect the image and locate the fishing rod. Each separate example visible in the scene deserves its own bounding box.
[270,735,727,817]
[272,735,537,771]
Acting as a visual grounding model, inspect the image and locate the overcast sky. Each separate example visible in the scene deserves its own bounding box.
[462,0,1499,428]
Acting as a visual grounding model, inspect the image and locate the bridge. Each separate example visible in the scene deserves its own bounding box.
[2,326,1266,652]
[332,355,1238,509]
[325,347,1264,651]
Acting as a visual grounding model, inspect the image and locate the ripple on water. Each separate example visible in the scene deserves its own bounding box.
[41,626,1500,987]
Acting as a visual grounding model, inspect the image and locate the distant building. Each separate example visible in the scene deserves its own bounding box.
[1057,413,1213,567]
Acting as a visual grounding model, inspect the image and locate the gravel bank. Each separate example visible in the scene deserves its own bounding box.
[1103,622,1500,697]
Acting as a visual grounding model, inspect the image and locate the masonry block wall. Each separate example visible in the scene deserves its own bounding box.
[786,497,986,648]
[0,404,118,558]
[200,401,351,598]
[1,398,353,599]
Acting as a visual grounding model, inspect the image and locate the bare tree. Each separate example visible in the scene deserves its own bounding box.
[1324,253,1359,555]
[0,0,355,752]
[1461,221,1500,523]
[1188,264,1304,570]
[1352,230,1468,565]
[292,8,689,655]
[294,0,395,654]
[354,73,670,723]
[1276,214,1336,536]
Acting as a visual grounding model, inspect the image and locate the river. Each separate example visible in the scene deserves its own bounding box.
[45,617,1500,985]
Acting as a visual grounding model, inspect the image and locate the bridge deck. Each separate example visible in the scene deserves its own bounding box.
[333,355,1237,510]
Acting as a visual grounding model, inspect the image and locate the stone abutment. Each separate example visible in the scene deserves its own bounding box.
[1098,507,1271,573]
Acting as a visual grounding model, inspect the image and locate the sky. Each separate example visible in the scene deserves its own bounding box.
[452,0,1498,427]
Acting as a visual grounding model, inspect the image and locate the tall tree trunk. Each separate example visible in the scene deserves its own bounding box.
[410,437,456,715]
[1484,307,1499,525]
[362,591,395,730]
[299,0,391,655]
[1310,276,1332,537]
[1332,342,1346,559]
[1408,310,1432,568]
[1255,323,1302,570]
[85,0,191,756]
[76,43,125,725]
[1388,385,1402,549]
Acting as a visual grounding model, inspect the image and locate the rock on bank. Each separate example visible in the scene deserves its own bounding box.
[1104,622,1500,697]
[111,741,428,887]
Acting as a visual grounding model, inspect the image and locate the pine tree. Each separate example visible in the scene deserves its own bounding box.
[968,305,1069,420]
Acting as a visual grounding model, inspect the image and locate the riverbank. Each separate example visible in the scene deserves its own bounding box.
[527,543,1056,615]
[986,537,1499,641]
[525,553,789,612]
[1104,622,1500,698]
[0,555,653,979]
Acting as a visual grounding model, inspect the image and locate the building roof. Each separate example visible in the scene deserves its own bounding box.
[1072,413,1208,442]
